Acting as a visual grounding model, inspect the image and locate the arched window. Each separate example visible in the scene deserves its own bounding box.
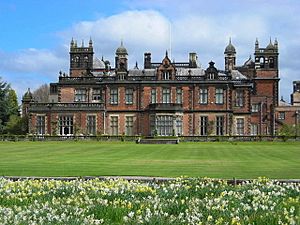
[75,56,80,67]
[84,56,89,67]
[269,57,274,68]
[260,57,265,68]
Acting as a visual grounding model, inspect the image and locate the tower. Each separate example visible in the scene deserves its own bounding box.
[253,38,280,135]
[254,38,279,72]
[224,38,236,72]
[115,41,128,79]
[69,38,94,77]
[115,41,128,70]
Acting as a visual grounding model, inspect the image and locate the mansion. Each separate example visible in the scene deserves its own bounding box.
[22,38,300,136]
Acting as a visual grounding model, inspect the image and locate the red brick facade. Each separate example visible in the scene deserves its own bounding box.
[22,38,299,136]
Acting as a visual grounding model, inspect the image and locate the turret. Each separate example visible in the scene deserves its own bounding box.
[115,41,128,79]
[115,41,128,70]
[22,88,33,117]
[224,38,236,71]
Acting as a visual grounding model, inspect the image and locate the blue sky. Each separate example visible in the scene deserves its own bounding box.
[0,0,299,102]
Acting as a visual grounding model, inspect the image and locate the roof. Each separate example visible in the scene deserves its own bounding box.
[115,41,128,55]
[224,38,236,54]
[93,57,106,69]
[231,70,247,80]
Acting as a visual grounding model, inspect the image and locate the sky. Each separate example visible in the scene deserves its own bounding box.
[0,0,299,102]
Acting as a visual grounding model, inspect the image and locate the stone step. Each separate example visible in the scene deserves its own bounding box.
[138,138,179,144]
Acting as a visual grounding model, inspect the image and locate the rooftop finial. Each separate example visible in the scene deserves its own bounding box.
[166,50,168,57]
[89,37,93,47]
[134,61,139,69]
[255,38,259,50]
[229,37,232,44]
[70,38,74,47]
[121,39,123,47]
[81,40,84,47]
[274,38,278,49]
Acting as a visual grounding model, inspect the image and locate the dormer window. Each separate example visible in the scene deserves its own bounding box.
[208,73,215,80]
[162,71,170,80]
[205,61,218,80]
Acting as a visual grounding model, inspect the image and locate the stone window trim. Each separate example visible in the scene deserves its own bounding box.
[74,89,87,102]
[251,103,260,113]
[176,88,183,104]
[235,117,245,136]
[110,115,119,135]
[86,114,97,135]
[110,88,119,105]
[215,88,224,105]
[199,88,208,105]
[125,88,134,105]
[278,112,285,120]
[235,90,244,107]
[36,114,46,135]
[151,88,157,104]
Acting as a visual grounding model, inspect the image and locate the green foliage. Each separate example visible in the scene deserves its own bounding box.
[5,115,28,135]
[278,124,300,136]
[0,77,20,134]
[7,89,19,116]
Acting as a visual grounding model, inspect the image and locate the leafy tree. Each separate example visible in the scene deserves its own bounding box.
[5,115,28,135]
[32,84,49,102]
[278,124,300,136]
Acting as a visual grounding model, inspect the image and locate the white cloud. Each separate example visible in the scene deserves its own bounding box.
[2,2,300,101]
[0,48,68,77]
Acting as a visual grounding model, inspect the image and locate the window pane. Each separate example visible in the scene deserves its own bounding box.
[125,89,133,104]
[87,115,96,135]
[110,116,118,135]
[235,90,244,107]
[215,88,224,104]
[125,116,134,135]
[176,88,182,104]
[110,88,118,104]
[36,116,45,135]
[162,88,171,103]
[200,116,208,136]
[236,118,244,135]
[151,89,157,103]
[216,116,224,135]
[75,89,86,102]
[200,88,208,104]
[58,116,73,135]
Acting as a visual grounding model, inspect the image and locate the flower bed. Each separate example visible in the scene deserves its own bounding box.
[0,178,299,224]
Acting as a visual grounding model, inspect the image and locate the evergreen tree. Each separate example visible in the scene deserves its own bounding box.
[0,77,21,134]
[7,89,19,116]
[0,77,10,133]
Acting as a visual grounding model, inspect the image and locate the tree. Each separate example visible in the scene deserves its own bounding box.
[5,115,28,135]
[32,84,49,102]
[0,77,22,134]
[0,77,10,133]
[7,89,19,116]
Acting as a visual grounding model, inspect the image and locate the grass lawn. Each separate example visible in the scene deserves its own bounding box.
[0,141,299,178]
